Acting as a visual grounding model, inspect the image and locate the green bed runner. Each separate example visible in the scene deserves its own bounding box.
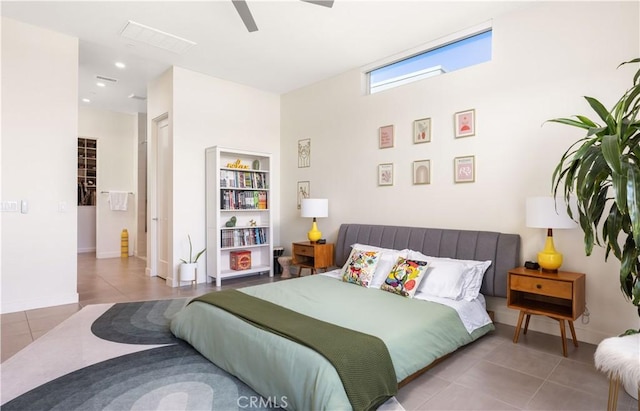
[192,289,397,411]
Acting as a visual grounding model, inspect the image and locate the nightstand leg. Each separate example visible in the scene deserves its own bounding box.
[513,311,526,343]
[523,314,531,335]
[568,321,579,347]
[559,319,568,357]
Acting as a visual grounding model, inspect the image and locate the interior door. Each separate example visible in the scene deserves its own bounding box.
[154,116,170,279]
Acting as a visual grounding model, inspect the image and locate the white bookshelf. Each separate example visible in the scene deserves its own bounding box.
[205,146,273,286]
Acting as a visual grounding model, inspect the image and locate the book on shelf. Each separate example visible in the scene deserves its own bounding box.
[220,227,268,248]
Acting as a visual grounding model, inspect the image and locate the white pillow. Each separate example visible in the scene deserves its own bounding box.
[349,243,407,288]
[407,250,491,301]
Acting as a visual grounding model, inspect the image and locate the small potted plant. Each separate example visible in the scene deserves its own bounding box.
[180,235,206,283]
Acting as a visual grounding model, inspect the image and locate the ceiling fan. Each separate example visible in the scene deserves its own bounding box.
[231,0,334,33]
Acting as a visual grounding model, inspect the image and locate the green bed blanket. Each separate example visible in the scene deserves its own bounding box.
[171,275,494,410]
[192,289,396,411]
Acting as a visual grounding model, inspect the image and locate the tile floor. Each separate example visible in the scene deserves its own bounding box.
[1,253,280,362]
[1,253,637,410]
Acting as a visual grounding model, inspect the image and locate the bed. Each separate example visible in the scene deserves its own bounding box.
[170,224,520,410]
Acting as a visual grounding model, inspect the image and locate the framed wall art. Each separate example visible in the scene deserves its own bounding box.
[413,160,431,185]
[413,118,431,144]
[454,155,475,183]
[454,109,475,138]
[297,181,310,209]
[298,138,310,168]
[379,125,394,149]
[378,163,394,186]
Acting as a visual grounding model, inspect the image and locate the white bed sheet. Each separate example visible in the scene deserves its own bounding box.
[320,269,492,334]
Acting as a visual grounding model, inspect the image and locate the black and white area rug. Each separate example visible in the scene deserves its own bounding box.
[1,299,404,411]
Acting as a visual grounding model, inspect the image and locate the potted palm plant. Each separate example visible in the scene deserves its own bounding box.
[180,235,206,284]
[549,58,639,331]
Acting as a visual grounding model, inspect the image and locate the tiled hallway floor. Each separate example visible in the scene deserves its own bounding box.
[1,253,278,362]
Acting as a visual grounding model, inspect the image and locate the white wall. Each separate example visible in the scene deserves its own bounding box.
[146,68,173,281]
[146,67,280,286]
[1,18,79,313]
[78,107,137,258]
[172,67,281,286]
[280,2,640,343]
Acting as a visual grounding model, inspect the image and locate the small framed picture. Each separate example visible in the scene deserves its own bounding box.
[454,109,475,138]
[297,181,310,209]
[298,138,310,168]
[454,156,475,183]
[413,160,431,185]
[378,163,394,186]
[379,125,394,149]
[413,118,431,144]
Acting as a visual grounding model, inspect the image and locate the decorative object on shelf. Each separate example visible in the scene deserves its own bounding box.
[297,181,310,209]
[378,163,393,186]
[180,234,206,285]
[226,159,249,169]
[454,109,475,138]
[525,196,577,272]
[413,160,431,185]
[548,58,640,327]
[379,124,394,149]
[453,155,475,183]
[248,219,257,227]
[252,159,260,170]
[225,216,237,227]
[230,250,252,270]
[301,198,329,243]
[298,138,310,168]
[413,118,431,144]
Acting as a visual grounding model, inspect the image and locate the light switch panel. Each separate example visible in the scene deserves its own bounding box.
[21,200,28,214]
[1,201,18,212]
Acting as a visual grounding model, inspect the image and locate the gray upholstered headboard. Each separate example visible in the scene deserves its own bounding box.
[335,224,520,298]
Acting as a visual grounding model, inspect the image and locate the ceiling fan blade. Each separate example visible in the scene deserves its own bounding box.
[300,0,334,7]
[232,0,258,32]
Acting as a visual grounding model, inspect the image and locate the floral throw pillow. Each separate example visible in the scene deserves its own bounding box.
[341,249,381,287]
[380,257,429,297]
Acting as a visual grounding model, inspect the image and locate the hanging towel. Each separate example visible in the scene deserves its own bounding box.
[108,191,129,211]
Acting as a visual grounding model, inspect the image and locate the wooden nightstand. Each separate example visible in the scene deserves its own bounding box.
[292,241,335,275]
[507,267,586,357]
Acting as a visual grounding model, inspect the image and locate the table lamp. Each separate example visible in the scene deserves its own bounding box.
[301,198,328,243]
[526,196,578,272]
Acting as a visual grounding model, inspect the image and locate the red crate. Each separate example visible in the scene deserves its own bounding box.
[230,250,251,270]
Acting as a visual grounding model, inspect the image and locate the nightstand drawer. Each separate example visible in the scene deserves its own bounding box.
[294,244,315,257]
[510,274,572,299]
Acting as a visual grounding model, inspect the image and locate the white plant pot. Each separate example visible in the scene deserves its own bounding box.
[180,263,197,282]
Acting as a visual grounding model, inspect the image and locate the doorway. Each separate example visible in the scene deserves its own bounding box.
[148,114,171,281]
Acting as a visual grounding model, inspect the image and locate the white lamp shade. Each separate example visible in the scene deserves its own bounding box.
[301,198,328,218]
[526,196,578,229]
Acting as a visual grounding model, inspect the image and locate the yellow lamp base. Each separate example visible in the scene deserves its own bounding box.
[307,220,322,243]
[537,235,563,272]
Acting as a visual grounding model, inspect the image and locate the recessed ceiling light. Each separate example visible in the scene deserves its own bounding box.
[82,98,91,103]
[115,62,126,69]
[96,82,106,87]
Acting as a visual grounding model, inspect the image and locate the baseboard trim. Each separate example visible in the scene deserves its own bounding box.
[1,293,79,314]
